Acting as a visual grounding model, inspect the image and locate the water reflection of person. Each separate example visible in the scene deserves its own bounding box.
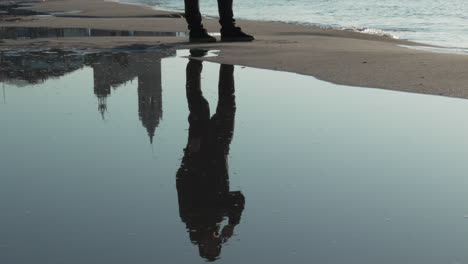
[176,51,245,262]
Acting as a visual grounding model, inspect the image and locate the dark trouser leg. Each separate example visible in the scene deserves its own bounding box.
[217,0,235,29]
[185,0,203,30]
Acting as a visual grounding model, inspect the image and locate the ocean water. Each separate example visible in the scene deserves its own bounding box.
[119,0,468,49]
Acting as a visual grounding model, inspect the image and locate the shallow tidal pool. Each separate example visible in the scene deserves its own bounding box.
[2,49,468,264]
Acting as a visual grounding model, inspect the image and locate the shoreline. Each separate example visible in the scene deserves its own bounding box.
[112,0,404,42]
[2,0,468,100]
[112,0,468,49]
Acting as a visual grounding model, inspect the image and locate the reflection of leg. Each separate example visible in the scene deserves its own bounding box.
[186,59,210,153]
[184,0,203,30]
[212,64,236,154]
[218,64,235,107]
[217,0,235,29]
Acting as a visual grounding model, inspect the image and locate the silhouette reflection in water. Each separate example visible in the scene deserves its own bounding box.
[0,50,173,143]
[89,52,166,143]
[177,50,245,262]
[1,49,245,260]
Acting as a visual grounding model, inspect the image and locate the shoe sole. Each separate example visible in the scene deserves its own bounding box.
[189,38,217,43]
[220,37,254,42]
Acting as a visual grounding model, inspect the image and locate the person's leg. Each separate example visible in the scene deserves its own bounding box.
[216,0,254,42]
[184,0,203,31]
[217,0,235,29]
[185,0,216,42]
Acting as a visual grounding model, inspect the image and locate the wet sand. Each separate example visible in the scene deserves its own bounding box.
[2,0,468,98]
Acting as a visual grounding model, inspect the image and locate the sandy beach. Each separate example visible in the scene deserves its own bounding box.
[2,0,468,99]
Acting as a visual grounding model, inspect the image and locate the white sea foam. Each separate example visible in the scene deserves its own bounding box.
[400,45,468,55]
[342,27,400,39]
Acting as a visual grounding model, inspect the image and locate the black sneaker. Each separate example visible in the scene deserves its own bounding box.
[221,27,254,42]
[189,29,216,43]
